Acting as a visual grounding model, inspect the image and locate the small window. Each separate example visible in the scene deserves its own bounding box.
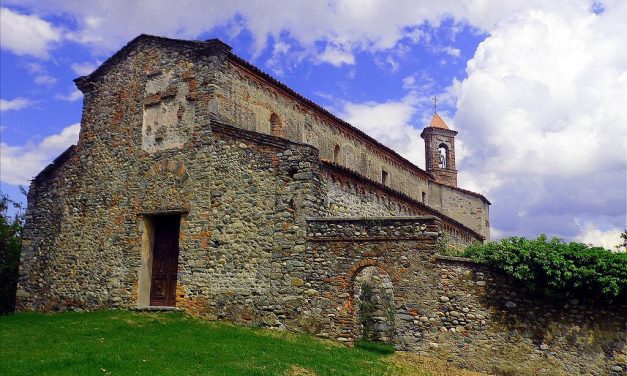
[381,170,389,185]
[333,144,340,163]
[422,192,427,204]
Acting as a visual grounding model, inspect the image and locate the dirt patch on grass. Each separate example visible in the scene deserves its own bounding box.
[385,352,491,376]
[286,365,318,375]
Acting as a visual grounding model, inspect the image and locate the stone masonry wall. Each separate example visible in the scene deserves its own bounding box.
[16,37,326,320]
[304,218,626,375]
[175,122,325,324]
[18,38,213,310]
[427,256,626,375]
[301,217,443,341]
[323,170,417,217]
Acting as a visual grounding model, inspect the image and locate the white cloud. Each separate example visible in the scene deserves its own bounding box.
[374,55,400,72]
[402,76,417,90]
[338,92,428,168]
[55,89,83,102]
[575,223,624,251]
[71,62,97,76]
[0,123,80,185]
[33,74,57,86]
[0,7,62,58]
[1,98,33,112]
[23,61,58,86]
[317,45,355,66]
[441,46,460,57]
[452,2,627,239]
[25,62,44,74]
[2,0,587,66]
[402,71,436,92]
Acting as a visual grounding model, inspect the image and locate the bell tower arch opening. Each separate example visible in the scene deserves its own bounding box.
[438,143,448,169]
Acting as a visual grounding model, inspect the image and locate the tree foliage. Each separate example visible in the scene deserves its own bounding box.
[0,193,25,314]
[462,235,627,302]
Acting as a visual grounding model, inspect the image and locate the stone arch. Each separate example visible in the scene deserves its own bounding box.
[349,261,395,344]
[145,159,189,180]
[333,144,340,163]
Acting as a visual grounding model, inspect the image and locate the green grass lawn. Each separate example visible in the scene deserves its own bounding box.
[0,310,396,376]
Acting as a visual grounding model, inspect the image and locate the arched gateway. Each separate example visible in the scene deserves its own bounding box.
[352,266,395,343]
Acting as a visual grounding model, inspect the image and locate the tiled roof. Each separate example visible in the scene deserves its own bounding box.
[429,113,449,129]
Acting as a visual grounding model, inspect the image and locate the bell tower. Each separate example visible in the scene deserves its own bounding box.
[420,113,458,187]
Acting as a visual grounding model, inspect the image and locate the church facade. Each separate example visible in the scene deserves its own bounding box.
[16,34,493,338]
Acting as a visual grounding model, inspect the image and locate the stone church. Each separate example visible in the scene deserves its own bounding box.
[16,35,625,374]
[17,34,487,339]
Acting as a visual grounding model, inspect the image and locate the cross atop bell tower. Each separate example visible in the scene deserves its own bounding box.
[420,113,458,187]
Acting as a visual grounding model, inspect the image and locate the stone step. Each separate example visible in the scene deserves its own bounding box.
[130,306,184,312]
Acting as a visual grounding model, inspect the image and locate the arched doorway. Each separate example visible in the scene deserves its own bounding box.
[352,266,395,343]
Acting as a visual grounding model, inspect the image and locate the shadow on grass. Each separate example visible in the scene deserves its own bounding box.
[355,340,395,354]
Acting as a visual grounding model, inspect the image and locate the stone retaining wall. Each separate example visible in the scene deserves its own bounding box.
[427,256,626,375]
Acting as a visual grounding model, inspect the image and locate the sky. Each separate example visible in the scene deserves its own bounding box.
[0,0,625,249]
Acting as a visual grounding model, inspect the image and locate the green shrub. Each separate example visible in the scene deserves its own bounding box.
[462,235,627,302]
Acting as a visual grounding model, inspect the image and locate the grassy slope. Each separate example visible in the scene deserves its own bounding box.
[0,310,485,376]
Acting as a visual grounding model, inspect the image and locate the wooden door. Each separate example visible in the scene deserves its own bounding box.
[150,215,180,306]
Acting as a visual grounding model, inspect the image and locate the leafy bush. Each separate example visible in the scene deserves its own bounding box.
[462,235,627,302]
